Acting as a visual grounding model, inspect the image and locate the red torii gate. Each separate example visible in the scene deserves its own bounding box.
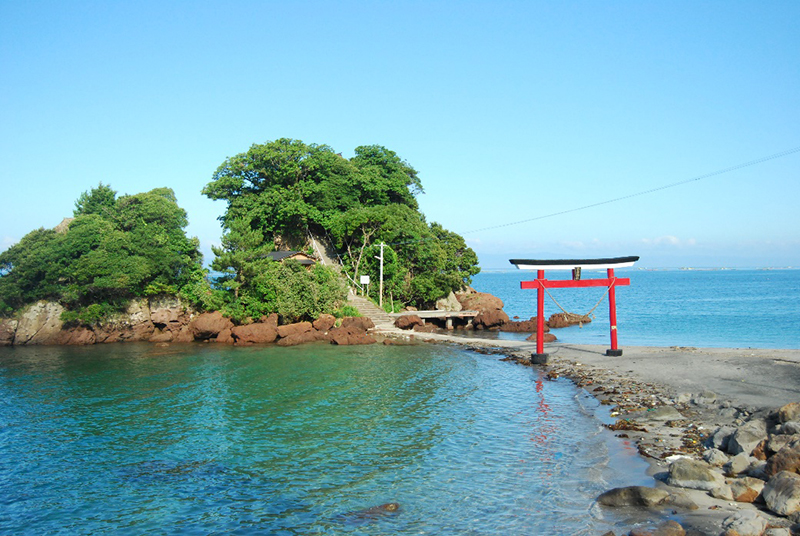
[510,256,639,360]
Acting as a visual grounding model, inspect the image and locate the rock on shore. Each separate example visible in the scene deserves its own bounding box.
[494,348,800,535]
[0,300,376,347]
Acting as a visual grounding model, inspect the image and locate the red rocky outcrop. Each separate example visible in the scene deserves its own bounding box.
[455,289,504,312]
[277,321,313,339]
[189,312,233,340]
[500,317,550,333]
[216,328,234,344]
[259,313,279,329]
[277,330,325,346]
[526,332,557,343]
[548,312,592,329]
[341,317,375,331]
[56,327,97,345]
[232,323,278,344]
[472,309,509,330]
[395,315,424,330]
[313,314,336,333]
[328,325,376,345]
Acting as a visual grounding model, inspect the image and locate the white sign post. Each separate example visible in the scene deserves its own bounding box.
[360,275,370,296]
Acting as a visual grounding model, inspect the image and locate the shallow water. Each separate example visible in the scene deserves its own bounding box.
[473,268,800,349]
[0,343,648,535]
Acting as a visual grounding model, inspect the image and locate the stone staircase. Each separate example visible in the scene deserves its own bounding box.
[347,294,396,331]
[309,233,397,332]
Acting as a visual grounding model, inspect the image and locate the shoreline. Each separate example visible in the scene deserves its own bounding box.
[3,320,798,533]
[379,329,800,535]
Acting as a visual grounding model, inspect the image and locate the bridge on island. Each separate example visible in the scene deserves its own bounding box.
[389,310,480,330]
[346,295,480,331]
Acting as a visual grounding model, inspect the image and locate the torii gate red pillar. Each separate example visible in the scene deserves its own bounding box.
[512,256,639,360]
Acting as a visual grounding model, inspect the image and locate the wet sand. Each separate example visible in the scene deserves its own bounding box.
[385,329,800,411]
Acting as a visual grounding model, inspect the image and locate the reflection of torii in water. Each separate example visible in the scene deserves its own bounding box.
[529,369,560,485]
[511,256,639,361]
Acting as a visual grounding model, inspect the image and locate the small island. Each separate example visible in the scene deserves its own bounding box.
[0,138,480,347]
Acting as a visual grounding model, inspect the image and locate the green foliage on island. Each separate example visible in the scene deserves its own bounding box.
[203,138,479,310]
[0,138,479,325]
[0,184,205,320]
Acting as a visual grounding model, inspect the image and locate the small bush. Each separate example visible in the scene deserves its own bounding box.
[60,302,119,325]
[333,305,361,318]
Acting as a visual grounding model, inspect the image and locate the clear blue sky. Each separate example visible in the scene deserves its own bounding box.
[2,1,798,270]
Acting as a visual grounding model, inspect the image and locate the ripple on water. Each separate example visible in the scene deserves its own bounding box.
[0,343,648,535]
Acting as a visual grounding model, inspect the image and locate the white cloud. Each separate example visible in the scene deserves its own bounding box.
[641,235,681,246]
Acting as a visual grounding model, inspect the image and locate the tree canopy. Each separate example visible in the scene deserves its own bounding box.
[0,185,204,319]
[204,138,479,310]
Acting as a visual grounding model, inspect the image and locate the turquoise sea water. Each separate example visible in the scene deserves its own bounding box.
[0,343,648,535]
[472,269,800,350]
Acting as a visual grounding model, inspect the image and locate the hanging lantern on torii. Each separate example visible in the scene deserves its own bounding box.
[510,256,639,361]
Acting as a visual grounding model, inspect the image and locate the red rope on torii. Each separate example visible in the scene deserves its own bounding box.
[510,256,639,360]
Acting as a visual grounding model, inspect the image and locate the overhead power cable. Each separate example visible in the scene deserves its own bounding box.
[460,145,800,236]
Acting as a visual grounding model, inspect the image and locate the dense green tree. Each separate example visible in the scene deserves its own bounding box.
[203,138,479,310]
[0,228,61,312]
[0,186,204,318]
[350,145,423,207]
[202,138,423,245]
[73,182,117,217]
[210,217,273,299]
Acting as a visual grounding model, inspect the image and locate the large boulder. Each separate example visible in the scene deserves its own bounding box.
[548,312,592,329]
[729,419,769,455]
[395,315,424,330]
[216,328,234,344]
[455,289,504,312]
[171,325,195,343]
[473,309,509,330]
[596,486,669,507]
[277,330,324,346]
[56,326,97,346]
[259,313,279,329]
[665,458,725,491]
[730,476,765,503]
[0,319,18,346]
[340,317,375,331]
[435,291,462,312]
[189,312,233,340]
[232,323,278,344]
[777,403,800,424]
[313,314,336,333]
[328,325,376,345]
[720,510,769,536]
[763,471,800,517]
[768,434,800,458]
[500,317,549,333]
[765,438,800,478]
[15,301,65,345]
[148,330,174,343]
[277,322,313,339]
[710,425,738,451]
[525,332,557,343]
